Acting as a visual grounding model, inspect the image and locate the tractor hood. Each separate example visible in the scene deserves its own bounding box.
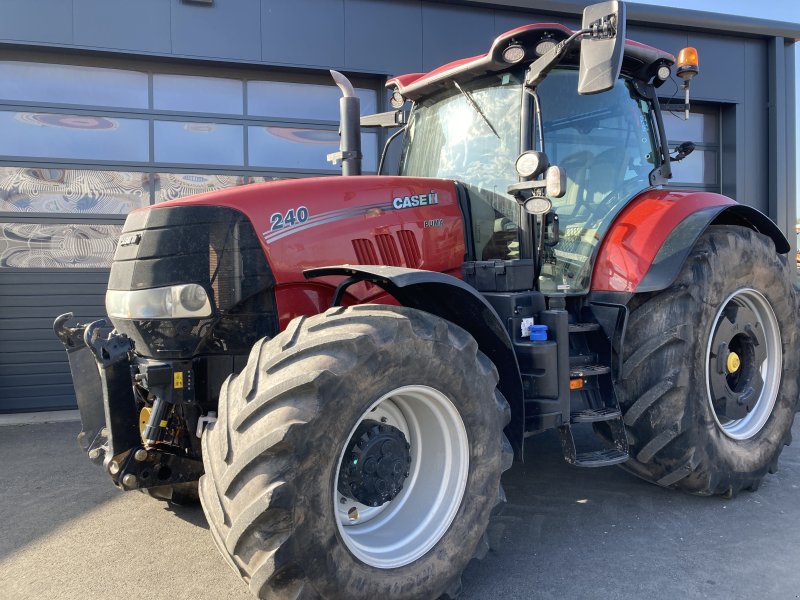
[151,176,467,288]
[107,173,466,359]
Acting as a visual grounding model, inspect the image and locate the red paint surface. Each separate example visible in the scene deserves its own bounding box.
[273,286,401,330]
[152,176,465,325]
[387,23,673,95]
[591,189,735,292]
[626,39,676,62]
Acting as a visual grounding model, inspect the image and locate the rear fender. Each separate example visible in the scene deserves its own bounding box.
[305,265,525,459]
[592,190,789,294]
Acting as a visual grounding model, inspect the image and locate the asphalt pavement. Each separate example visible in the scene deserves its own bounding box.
[1,419,799,600]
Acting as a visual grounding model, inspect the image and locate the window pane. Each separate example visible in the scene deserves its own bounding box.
[663,109,718,143]
[0,222,121,269]
[154,172,248,203]
[0,61,148,108]
[669,148,718,184]
[153,74,243,114]
[247,81,378,120]
[248,126,377,171]
[154,121,243,166]
[0,167,150,215]
[0,111,149,162]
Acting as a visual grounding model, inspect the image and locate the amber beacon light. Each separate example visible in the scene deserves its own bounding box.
[677,47,699,78]
[676,46,699,120]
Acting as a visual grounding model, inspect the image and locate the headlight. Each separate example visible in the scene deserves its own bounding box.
[106,284,212,319]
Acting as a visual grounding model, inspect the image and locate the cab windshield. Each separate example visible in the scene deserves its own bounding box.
[399,71,524,261]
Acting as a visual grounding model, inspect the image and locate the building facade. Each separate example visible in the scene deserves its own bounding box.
[0,0,797,412]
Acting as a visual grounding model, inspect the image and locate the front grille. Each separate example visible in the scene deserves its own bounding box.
[108,205,277,359]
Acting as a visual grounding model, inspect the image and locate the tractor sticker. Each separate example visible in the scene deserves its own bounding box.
[261,202,387,244]
[392,191,439,210]
[424,219,444,228]
[269,206,310,231]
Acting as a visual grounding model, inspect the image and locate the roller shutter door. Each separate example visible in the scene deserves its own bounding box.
[0,55,379,412]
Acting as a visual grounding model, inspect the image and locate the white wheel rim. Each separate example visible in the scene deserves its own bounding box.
[333,385,469,569]
[705,288,782,440]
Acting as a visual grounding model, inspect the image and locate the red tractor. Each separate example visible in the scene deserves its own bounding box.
[55,2,798,598]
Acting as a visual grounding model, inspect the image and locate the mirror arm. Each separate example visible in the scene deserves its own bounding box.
[525,28,590,88]
[360,111,407,128]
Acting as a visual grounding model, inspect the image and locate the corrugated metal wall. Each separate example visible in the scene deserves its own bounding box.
[0,271,108,411]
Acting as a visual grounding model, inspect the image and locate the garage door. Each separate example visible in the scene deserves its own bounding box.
[0,55,379,412]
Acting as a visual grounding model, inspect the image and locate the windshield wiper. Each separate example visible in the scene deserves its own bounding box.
[453,81,500,139]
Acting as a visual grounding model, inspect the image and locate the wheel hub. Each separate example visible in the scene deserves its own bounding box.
[708,303,766,421]
[726,351,741,373]
[338,420,411,507]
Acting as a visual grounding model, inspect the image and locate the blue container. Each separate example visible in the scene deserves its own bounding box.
[529,324,548,341]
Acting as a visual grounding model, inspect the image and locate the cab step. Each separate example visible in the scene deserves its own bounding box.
[570,407,621,423]
[574,448,629,468]
[568,322,601,333]
[570,364,610,378]
[558,421,630,468]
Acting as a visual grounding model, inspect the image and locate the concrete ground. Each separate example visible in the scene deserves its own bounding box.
[1,419,799,600]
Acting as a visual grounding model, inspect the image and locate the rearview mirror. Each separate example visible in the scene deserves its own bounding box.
[578,1,626,95]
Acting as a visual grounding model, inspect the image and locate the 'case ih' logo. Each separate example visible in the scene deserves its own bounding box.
[392,192,439,210]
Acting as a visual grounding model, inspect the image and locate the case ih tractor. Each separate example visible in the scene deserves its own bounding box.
[55,2,798,599]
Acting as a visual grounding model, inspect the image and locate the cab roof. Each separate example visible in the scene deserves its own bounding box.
[386,23,675,100]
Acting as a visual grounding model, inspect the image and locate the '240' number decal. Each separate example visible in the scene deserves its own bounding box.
[270,206,309,231]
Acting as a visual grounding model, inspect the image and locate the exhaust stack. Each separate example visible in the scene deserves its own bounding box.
[327,70,362,176]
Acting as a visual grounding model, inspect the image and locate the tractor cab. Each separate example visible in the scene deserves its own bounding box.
[395,65,665,294]
[382,7,678,296]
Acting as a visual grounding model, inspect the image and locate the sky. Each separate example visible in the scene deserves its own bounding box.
[633,0,800,222]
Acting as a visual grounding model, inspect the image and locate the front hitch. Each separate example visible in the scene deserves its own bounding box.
[54,313,139,474]
[55,313,205,492]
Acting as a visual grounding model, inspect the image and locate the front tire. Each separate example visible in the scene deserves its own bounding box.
[616,225,799,496]
[199,305,512,599]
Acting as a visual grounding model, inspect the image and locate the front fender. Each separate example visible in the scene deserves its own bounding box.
[592,190,789,294]
[304,264,525,458]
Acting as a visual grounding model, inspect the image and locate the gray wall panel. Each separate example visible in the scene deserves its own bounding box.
[743,38,769,213]
[686,33,745,103]
[73,0,171,53]
[344,0,422,74]
[0,0,73,44]
[421,4,495,71]
[1,371,72,386]
[493,8,579,35]
[172,0,261,61]
[0,350,72,364]
[0,363,71,377]
[625,25,687,58]
[262,0,345,68]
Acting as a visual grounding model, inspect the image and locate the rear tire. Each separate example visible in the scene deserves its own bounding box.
[199,305,512,599]
[616,225,799,496]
